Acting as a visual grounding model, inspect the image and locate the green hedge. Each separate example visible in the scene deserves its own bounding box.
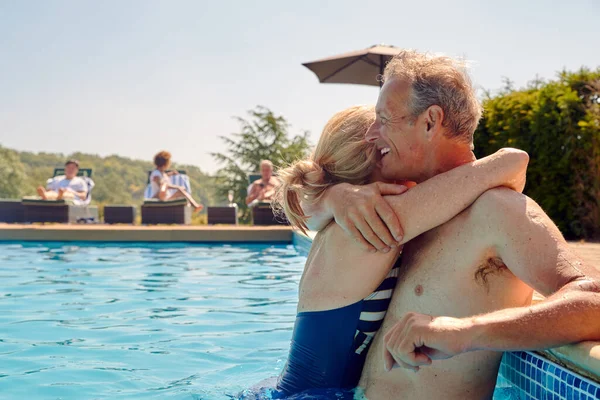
[474,69,600,240]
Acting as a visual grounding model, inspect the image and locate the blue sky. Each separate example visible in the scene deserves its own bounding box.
[1,0,598,173]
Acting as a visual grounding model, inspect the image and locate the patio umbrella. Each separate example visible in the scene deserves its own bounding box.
[302,44,401,88]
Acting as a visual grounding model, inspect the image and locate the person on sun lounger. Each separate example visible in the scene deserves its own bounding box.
[246,160,280,207]
[147,151,203,212]
[36,159,89,205]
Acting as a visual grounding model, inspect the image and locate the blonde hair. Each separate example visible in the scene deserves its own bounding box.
[274,105,376,233]
[383,50,482,144]
[260,160,273,169]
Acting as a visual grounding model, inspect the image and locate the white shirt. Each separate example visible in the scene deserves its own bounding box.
[46,176,88,205]
[148,169,168,199]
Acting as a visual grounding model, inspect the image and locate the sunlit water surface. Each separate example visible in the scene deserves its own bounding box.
[0,242,521,399]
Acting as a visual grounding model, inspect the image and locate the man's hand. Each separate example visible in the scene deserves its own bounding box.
[263,189,276,200]
[383,313,473,372]
[327,182,408,252]
[257,186,270,201]
[246,183,262,206]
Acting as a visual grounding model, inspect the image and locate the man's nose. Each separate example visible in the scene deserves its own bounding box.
[365,122,379,143]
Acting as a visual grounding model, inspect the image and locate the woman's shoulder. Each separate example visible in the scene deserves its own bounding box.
[317,221,360,253]
[317,220,401,267]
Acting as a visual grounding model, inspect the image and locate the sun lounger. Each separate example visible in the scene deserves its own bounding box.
[0,199,25,223]
[104,205,137,224]
[22,168,98,224]
[141,198,191,225]
[252,201,288,226]
[141,170,192,225]
[247,173,287,225]
[207,205,238,225]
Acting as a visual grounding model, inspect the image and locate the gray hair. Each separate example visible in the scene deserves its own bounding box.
[383,50,482,144]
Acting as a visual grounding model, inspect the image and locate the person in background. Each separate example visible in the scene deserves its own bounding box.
[149,150,203,212]
[245,160,280,206]
[36,159,88,205]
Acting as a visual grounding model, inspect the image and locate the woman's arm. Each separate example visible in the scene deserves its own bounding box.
[302,182,408,233]
[389,148,528,245]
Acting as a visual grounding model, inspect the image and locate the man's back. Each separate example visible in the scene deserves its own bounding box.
[359,189,534,399]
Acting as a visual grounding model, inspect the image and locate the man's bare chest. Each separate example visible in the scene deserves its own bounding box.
[389,217,515,317]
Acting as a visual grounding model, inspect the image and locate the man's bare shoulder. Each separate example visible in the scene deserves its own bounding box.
[470,187,563,243]
[472,187,535,219]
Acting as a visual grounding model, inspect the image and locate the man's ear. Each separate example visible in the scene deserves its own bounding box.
[424,105,444,141]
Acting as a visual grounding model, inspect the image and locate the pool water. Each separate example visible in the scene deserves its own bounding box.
[0,242,521,399]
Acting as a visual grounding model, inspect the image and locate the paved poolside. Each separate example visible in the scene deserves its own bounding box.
[569,241,600,266]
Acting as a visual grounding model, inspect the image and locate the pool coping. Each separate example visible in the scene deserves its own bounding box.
[291,230,600,384]
[0,223,293,243]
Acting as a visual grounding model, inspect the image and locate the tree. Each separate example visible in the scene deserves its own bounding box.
[0,146,27,198]
[211,106,312,222]
[474,68,600,239]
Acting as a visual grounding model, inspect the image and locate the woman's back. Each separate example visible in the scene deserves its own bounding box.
[276,222,401,395]
[298,222,400,312]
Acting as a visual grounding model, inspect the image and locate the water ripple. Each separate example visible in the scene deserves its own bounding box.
[0,242,304,399]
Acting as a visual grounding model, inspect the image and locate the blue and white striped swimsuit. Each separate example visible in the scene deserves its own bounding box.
[275,255,401,396]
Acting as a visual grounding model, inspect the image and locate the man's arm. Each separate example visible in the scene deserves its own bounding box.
[467,189,600,350]
[245,183,259,205]
[383,149,528,245]
[302,148,527,251]
[64,186,87,200]
[62,179,88,200]
[382,188,600,371]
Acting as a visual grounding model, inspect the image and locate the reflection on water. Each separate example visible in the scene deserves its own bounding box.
[0,242,304,399]
[0,242,519,400]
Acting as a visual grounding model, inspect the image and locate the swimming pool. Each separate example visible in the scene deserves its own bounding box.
[0,242,597,399]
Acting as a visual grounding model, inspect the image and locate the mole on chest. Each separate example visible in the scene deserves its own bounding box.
[414,284,424,296]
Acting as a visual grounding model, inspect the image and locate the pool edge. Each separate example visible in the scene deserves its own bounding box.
[0,223,294,243]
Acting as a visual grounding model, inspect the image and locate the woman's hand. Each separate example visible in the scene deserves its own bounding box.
[326,182,408,252]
